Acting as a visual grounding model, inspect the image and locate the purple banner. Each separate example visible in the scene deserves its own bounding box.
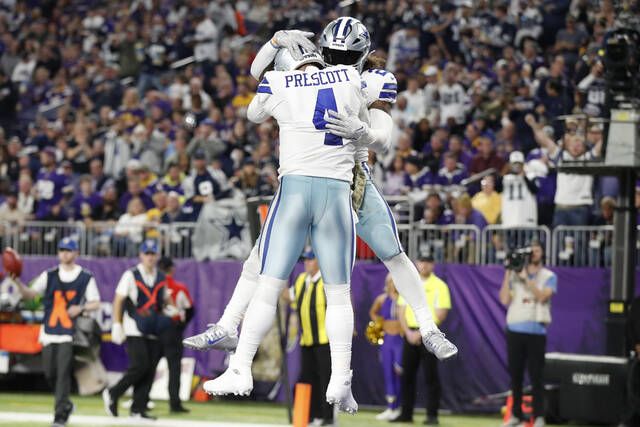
[18,257,636,412]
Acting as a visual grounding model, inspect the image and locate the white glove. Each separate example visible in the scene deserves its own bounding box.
[271,30,316,60]
[111,322,126,345]
[325,109,368,141]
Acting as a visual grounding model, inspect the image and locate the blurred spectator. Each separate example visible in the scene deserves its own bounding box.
[89,159,113,194]
[527,114,601,226]
[230,159,269,198]
[399,77,425,125]
[383,157,406,196]
[160,162,186,195]
[423,128,448,174]
[186,119,225,162]
[403,156,433,193]
[472,175,501,225]
[514,0,543,47]
[448,135,472,170]
[387,24,420,73]
[502,151,539,227]
[577,60,606,118]
[72,175,103,222]
[554,13,589,72]
[469,137,506,176]
[17,174,35,219]
[184,149,222,218]
[35,147,68,220]
[113,197,148,256]
[454,193,488,229]
[95,185,121,222]
[161,192,191,224]
[593,196,615,226]
[420,192,454,226]
[119,176,154,213]
[422,66,439,123]
[437,63,467,129]
[0,190,26,224]
[436,152,467,187]
[192,8,220,66]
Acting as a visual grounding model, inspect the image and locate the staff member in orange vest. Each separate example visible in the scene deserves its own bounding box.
[157,256,194,413]
[14,237,101,427]
[103,239,173,420]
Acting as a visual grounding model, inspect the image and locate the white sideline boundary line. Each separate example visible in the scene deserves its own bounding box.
[0,411,285,427]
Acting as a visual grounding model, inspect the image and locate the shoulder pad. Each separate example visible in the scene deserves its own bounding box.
[361,69,397,105]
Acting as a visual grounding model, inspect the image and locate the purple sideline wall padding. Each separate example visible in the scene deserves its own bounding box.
[20,258,636,412]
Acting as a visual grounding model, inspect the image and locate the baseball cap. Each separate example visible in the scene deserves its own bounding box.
[301,247,316,260]
[418,254,435,262]
[193,149,206,160]
[201,118,216,127]
[140,239,159,254]
[126,159,142,170]
[509,151,525,164]
[58,237,78,251]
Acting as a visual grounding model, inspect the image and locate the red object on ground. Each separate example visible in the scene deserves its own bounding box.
[2,247,23,277]
[0,324,42,354]
[503,395,534,427]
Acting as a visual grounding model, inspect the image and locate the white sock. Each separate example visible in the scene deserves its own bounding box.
[218,245,260,333]
[228,275,286,370]
[324,283,353,377]
[383,253,438,335]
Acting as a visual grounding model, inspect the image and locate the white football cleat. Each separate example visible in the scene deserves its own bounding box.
[325,370,358,414]
[422,330,458,360]
[375,407,400,420]
[203,367,253,396]
[183,323,238,352]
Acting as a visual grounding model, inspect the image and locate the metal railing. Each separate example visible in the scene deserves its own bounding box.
[551,225,615,268]
[481,225,552,266]
[411,224,481,265]
[1,218,637,267]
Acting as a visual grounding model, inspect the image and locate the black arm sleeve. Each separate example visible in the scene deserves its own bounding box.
[523,175,539,195]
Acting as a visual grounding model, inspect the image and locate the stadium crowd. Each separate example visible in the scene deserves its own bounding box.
[0,0,636,249]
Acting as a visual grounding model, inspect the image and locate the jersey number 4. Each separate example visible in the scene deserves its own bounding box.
[312,88,343,146]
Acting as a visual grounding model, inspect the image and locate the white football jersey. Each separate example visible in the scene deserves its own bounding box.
[355,68,398,163]
[247,65,366,182]
[438,83,466,126]
[501,173,538,227]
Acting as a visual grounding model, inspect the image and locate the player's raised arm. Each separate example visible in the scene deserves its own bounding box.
[250,30,316,81]
[246,76,273,123]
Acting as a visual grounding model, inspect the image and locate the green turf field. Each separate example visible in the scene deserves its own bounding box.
[0,393,590,427]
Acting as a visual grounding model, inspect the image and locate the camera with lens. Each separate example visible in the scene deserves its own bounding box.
[504,247,533,273]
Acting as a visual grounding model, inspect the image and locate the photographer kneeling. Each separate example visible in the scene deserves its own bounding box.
[500,241,557,427]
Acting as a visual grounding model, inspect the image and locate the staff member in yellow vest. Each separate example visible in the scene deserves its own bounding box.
[103,239,174,421]
[288,247,334,426]
[392,254,451,425]
[13,237,101,427]
[500,241,556,427]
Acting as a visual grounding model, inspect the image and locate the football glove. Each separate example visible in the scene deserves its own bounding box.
[271,30,316,60]
[325,109,368,141]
